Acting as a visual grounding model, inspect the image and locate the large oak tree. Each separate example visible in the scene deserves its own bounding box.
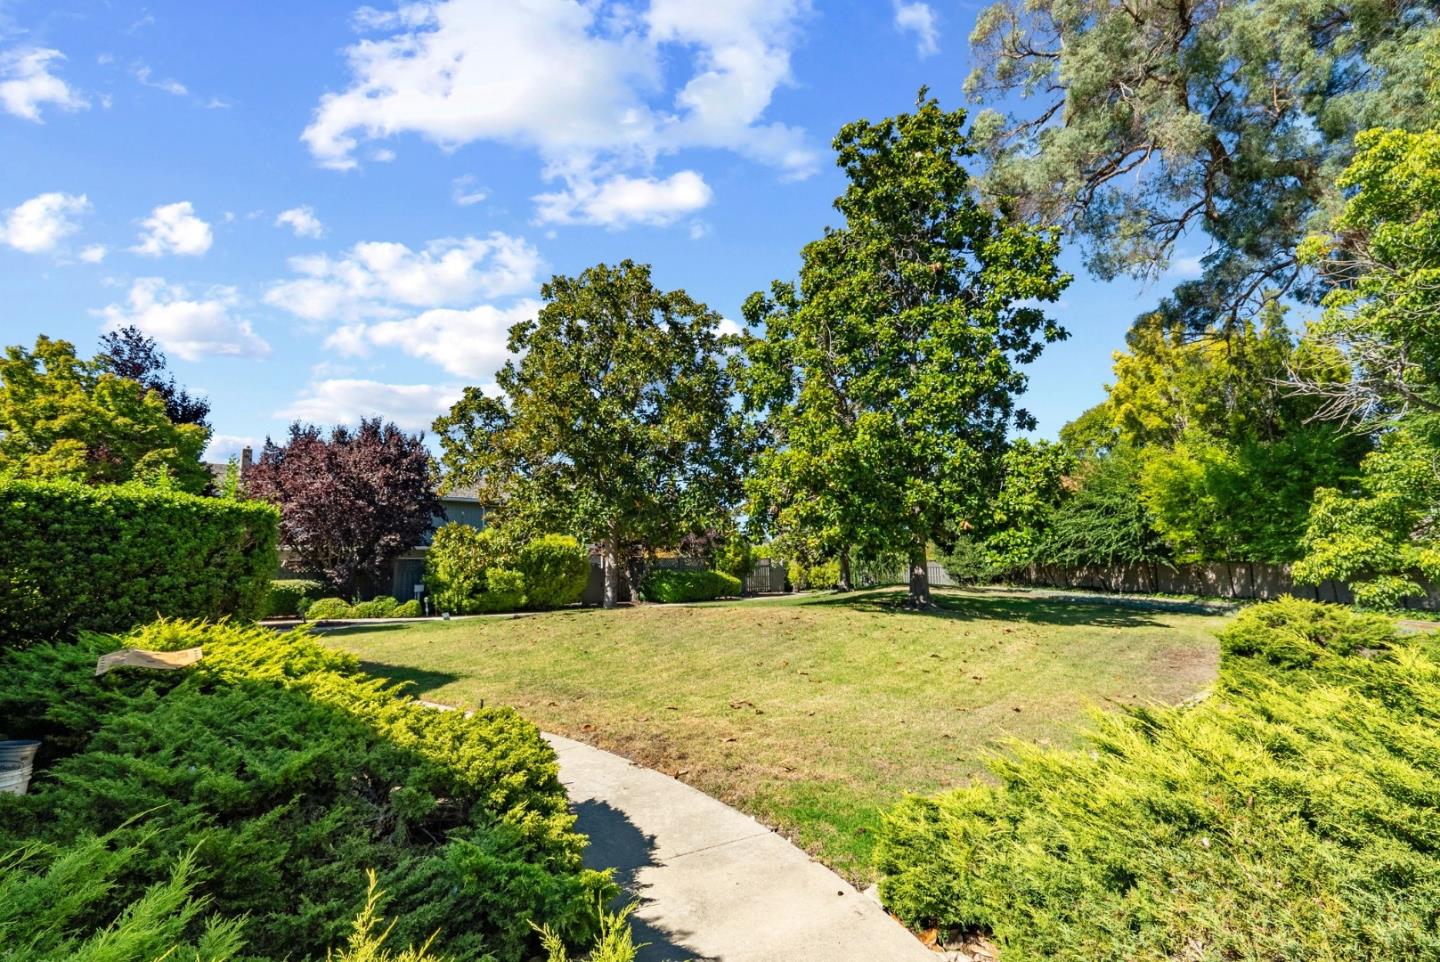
[433,260,744,608]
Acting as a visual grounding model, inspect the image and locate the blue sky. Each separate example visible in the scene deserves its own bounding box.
[0,0,1205,462]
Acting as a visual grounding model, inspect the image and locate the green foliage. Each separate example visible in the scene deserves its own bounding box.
[424,524,518,615]
[741,93,1069,606]
[266,579,325,618]
[875,599,1440,960]
[427,527,588,614]
[967,0,1440,325]
[434,260,744,608]
[785,559,843,591]
[639,569,741,603]
[537,901,640,962]
[1295,422,1440,607]
[515,535,588,610]
[977,440,1074,571]
[305,597,353,621]
[0,619,614,961]
[1140,430,1360,564]
[1040,448,1171,569]
[350,596,400,619]
[0,839,246,962]
[0,479,278,644]
[0,335,210,494]
[1300,127,1440,419]
[714,538,756,581]
[392,600,421,618]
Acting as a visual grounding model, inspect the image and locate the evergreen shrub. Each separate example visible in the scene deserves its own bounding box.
[0,479,278,644]
[516,535,588,610]
[264,579,324,618]
[875,598,1440,960]
[640,569,741,603]
[0,619,614,961]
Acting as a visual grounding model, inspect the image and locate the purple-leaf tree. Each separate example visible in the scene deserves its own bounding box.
[244,418,443,596]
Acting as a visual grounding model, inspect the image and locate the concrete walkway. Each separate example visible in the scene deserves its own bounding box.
[545,733,935,962]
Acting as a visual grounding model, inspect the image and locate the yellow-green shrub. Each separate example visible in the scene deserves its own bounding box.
[875,598,1440,960]
[0,619,614,961]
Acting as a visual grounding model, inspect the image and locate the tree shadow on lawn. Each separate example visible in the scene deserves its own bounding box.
[354,660,463,697]
[803,587,1178,628]
[570,798,702,962]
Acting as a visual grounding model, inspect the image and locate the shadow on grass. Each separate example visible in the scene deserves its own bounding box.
[355,660,463,696]
[570,798,699,962]
[802,587,1178,628]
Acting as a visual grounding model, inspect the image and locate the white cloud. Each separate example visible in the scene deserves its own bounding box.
[0,192,90,253]
[275,205,324,238]
[79,243,107,263]
[328,298,540,379]
[132,62,188,97]
[301,0,815,223]
[0,48,88,122]
[97,278,269,361]
[204,433,259,463]
[265,232,541,322]
[1168,254,1205,279]
[277,379,464,432]
[893,2,939,57]
[451,174,488,207]
[132,201,213,257]
[535,170,712,227]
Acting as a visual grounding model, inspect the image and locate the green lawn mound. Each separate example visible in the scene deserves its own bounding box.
[877,597,1440,960]
[0,620,621,962]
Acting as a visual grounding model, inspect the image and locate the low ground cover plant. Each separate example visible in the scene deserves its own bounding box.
[0,479,278,644]
[0,619,615,962]
[639,568,742,603]
[876,598,1440,960]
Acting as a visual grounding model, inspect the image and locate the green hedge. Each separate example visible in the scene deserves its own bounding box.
[0,619,616,961]
[0,479,278,644]
[303,596,422,621]
[264,579,324,618]
[875,598,1440,960]
[517,535,588,610]
[640,568,742,603]
[426,527,586,614]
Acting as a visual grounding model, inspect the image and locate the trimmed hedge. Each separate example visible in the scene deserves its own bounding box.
[264,579,324,618]
[0,479,278,644]
[875,598,1440,960]
[426,527,585,614]
[303,596,422,621]
[517,535,588,610]
[0,619,616,961]
[640,569,742,603]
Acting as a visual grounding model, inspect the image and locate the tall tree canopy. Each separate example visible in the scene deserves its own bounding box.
[742,93,1070,607]
[97,325,211,429]
[433,260,744,608]
[244,418,442,596]
[967,0,1440,329]
[0,335,209,493]
[1292,127,1440,603]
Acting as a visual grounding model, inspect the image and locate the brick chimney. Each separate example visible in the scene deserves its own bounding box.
[240,446,253,475]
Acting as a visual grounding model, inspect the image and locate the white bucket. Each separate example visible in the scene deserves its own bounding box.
[0,765,31,795]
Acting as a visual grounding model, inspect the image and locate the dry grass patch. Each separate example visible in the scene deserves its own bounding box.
[325,587,1228,882]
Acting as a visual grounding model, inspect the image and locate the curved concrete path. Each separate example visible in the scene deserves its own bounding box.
[545,733,934,962]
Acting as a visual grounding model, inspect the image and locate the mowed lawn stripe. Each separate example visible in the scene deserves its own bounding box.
[325,587,1228,882]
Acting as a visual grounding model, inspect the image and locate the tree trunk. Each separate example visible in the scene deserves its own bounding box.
[602,541,620,609]
[907,540,932,608]
[838,548,854,592]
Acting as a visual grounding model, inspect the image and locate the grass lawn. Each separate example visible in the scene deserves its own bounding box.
[324,586,1230,882]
